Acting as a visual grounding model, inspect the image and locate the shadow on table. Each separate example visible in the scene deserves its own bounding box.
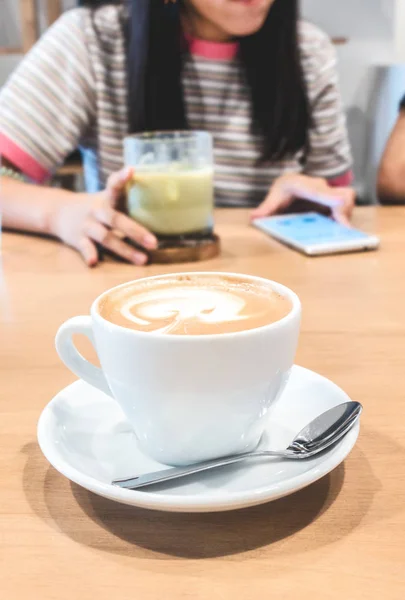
[21,432,385,560]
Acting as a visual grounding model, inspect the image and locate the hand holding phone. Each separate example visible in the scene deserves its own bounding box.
[250,174,355,226]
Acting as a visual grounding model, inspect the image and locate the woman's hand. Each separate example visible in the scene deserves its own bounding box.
[49,167,157,267]
[250,174,356,225]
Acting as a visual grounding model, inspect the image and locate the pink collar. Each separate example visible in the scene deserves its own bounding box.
[184,33,239,60]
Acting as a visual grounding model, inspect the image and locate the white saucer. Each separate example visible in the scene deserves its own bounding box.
[37,366,359,513]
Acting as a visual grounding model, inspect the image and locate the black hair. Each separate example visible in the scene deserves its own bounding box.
[82,0,310,161]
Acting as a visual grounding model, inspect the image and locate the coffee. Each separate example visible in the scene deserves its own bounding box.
[98,274,291,335]
[58,272,300,464]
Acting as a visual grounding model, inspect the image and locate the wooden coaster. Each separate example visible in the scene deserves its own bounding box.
[149,234,221,264]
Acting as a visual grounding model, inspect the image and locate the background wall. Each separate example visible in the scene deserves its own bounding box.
[1,0,404,200]
[0,0,24,83]
[302,0,405,201]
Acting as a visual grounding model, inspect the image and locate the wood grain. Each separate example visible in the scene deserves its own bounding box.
[19,0,38,53]
[1,207,405,600]
[0,46,23,55]
[45,0,62,26]
[3,0,62,56]
[148,234,221,263]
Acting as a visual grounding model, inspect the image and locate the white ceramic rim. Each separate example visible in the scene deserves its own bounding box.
[37,366,359,513]
[91,272,301,341]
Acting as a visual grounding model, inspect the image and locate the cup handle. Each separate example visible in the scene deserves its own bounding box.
[55,316,113,397]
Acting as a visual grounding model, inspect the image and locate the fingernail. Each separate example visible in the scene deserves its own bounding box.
[86,256,98,268]
[133,252,147,266]
[120,167,131,182]
[143,234,158,249]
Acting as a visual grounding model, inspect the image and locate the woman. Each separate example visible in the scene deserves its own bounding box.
[0,0,354,266]
[378,95,405,204]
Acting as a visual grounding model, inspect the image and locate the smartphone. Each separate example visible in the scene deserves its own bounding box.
[252,213,380,256]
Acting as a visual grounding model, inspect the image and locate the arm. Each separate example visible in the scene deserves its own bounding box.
[0,10,96,182]
[1,168,74,235]
[0,11,156,265]
[1,166,157,266]
[251,26,355,224]
[377,112,405,204]
[302,25,353,188]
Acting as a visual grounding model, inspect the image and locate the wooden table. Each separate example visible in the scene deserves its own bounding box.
[1,208,405,599]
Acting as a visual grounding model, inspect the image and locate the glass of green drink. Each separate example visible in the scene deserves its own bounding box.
[124,131,214,245]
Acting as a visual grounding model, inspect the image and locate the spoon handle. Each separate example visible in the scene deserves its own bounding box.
[112,450,292,490]
[112,412,361,490]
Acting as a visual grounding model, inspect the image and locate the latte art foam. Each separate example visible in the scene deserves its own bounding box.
[120,288,251,334]
[98,275,291,335]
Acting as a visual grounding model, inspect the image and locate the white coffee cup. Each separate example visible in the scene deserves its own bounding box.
[55,272,301,466]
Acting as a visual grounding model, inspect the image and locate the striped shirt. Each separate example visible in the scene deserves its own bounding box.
[0,5,353,207]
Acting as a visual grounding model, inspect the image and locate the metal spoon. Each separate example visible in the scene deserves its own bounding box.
[112,401,362,490]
